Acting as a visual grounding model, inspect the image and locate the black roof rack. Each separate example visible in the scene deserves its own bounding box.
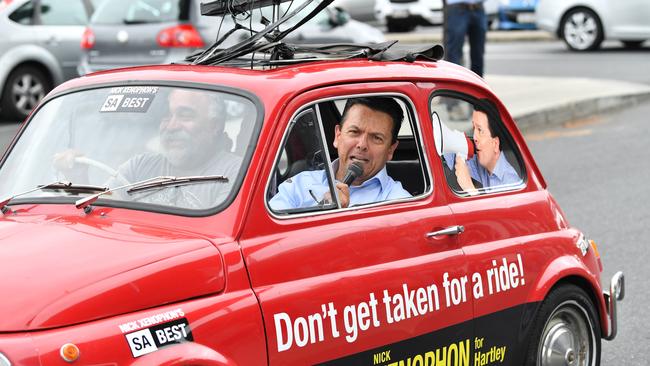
[185,0,444,68]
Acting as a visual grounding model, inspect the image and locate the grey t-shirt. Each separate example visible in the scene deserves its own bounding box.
[110,152,242,209]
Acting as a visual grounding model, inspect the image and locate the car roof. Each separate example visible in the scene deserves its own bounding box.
[52,58,491,103]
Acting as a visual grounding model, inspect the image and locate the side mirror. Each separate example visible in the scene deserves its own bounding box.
[328,7,350,27]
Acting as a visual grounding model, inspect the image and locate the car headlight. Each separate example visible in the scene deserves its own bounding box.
[0,353,11,366]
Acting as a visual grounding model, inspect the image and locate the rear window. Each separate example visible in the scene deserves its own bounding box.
[91,0,190,25]
[8,0,34,25]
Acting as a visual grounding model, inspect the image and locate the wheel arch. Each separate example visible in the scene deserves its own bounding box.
[528,256,609,339]
[0,44,62,93]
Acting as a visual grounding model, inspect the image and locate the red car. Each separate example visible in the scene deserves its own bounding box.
[0,2,624,365]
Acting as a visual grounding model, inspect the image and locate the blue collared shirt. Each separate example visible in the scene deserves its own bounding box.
[269,162,411,211]
[445,152,520,191]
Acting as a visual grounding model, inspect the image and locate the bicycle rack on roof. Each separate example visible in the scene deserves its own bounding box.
[185,0,444,68]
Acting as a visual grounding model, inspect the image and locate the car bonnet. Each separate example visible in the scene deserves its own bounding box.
[0,210,225,331]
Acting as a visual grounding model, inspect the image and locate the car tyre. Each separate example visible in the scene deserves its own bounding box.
[525,284,601,366]
[560,8,603,51]
[1,65,51,121]
[621,40,644,49]
[386,19,415,33]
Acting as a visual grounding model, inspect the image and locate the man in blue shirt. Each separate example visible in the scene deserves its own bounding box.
[270,97,411,210]
[450,109,520,193]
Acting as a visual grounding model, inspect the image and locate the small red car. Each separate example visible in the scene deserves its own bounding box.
[0,2,624,365]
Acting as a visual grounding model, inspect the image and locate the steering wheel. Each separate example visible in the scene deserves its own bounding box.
[74,157,130,186]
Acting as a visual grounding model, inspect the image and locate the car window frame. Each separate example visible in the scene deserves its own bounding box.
[428,90,527,198]
[0,80,264,217]
[265,91,433,220]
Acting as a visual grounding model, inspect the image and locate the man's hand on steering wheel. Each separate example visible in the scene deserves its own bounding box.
[53,149,89,183]
[53,150,130,186]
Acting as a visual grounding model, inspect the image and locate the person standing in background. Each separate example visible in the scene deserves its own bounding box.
[444,0,487,77]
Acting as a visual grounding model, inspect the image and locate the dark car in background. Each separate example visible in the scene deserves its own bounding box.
[0,0,101,120]
[78,0,384,75]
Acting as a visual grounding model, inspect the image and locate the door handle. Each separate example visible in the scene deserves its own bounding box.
[426,225,464,238]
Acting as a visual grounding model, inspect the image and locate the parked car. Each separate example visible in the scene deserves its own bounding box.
[0,1,625,363]
[375,0,443,33]
[536,0,650,51]
[78,0,384,75]
[0,0,101,121]
[485,0,538,30]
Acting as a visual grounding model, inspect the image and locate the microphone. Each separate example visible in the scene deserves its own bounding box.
[342,162,363,185]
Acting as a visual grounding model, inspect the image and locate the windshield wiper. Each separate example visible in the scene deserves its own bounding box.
[126,175,228,194]
[75,175,229,211]
[1,181,108,214]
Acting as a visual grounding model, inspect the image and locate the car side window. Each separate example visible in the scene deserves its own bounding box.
[8,0,35,25]
[40,0,88,25]
[430,95,525,196]
[267,95,429,216]
[267,107,337,214]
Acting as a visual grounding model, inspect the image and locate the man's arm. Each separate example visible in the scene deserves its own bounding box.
[454,155,479,194]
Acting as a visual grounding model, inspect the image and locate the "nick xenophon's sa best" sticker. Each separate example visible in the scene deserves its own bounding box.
[123,317,193,358]
[100,86,159,113]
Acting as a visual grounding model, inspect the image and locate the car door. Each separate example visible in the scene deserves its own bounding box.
[425,84,565,364]
[239,82,475,365]
[609,0,650,38]
[33,0,92,80]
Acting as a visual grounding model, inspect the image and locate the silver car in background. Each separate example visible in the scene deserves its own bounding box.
[375,0,443,33]
[78,0,385,75]
[0,0,100,120]
[536,0,650,51]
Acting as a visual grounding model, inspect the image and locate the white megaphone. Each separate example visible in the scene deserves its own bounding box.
[432,111,475,160]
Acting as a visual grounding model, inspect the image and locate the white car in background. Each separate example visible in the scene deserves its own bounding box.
[375,0,443,33]
[332,0,377,22]
[536,0,650,51]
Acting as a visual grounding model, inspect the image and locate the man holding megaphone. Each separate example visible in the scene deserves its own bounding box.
[440,104,520,194]
[270,97,411,210]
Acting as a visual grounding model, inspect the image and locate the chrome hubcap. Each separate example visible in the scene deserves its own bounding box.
[564,11,598,50]
[538,301,594,366]
[11,73,45,115]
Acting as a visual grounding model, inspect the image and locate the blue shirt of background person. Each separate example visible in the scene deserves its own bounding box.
[451,108,521,192]
[269,97,412,211]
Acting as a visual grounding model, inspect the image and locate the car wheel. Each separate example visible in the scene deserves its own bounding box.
[1,65,51,121]
[525,284,601,366]
[560,8,603,51]
[386,20,415,33]
[621,40,644,49]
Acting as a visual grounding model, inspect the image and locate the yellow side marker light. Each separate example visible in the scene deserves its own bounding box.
[589,239,600,259]
[60,343,80,363]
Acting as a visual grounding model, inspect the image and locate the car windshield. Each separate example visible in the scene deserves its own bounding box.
[91,0,190,25]
[0,86,258,212]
